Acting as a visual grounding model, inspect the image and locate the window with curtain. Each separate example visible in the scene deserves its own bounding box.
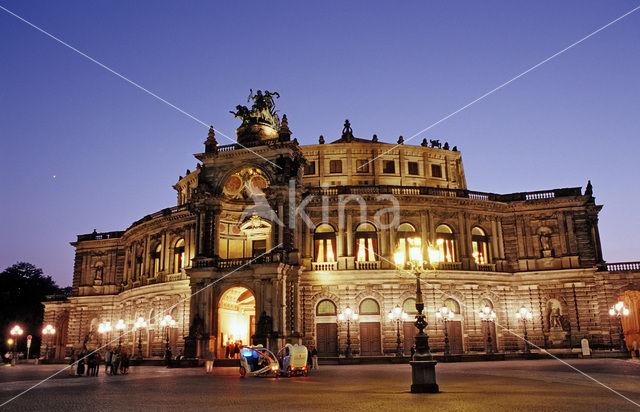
[436,224,456,262]
[314,224,336,263]
[174,238,185,272]
[396,223,417,263]
[471,227,490,264]
[355,222,378,262]
[151,243,161,277]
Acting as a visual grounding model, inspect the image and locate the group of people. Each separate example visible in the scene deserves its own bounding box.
[68,347,131,376]
[224,342,241,359]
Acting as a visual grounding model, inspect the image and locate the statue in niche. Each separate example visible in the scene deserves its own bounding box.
[550,307,562,328]
[94,265,103,286]
[539,229,553,257]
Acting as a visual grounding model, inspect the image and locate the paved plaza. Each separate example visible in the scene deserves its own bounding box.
[0,359,639,411]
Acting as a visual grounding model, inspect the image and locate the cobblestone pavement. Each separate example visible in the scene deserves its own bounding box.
[0,359,639,411]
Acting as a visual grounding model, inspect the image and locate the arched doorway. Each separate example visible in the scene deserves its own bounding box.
[217,287,255,358]
[315,299,338,357]
[443,298,464,354]
[618,290,640,353]
[359,298,381,356]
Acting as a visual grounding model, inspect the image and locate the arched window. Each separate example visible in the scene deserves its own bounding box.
[151,243,162,277]
[316,300,337,316]
[355,222,378,262]
[403,298,417,314]
[314,224,336,263]
[359,298,380,315]
[436,224,456,262]
[471,227,490,264]
[444,298,460,314]
[396,223,417,263]
[174,238,185,272]
[480,298,493,311]
[149,309,156,326]
[135,254,143,281]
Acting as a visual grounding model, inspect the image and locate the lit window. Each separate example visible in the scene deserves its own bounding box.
[356,159,370,173]
[317,300,337,316]
[408,162,419,175]
[314,224,336,263]
[359,298,380,315]
[403,298,417,314]
[431,164,442,178]
[329,160,342,174]
[444,298,460,314]
[471,227,490,264]
[383,160,395,174]
[174,238,185,271]
[304,161,316,175]
[151,243,162,277]
[396,223,416,263]
[436,224,456,262]
[355,222,377,262]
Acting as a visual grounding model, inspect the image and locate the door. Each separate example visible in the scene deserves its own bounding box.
[483,321,498,352]
[359,322,381,356]
[447,321,463,354]
[316,323,337,356]
[403,321,417,355]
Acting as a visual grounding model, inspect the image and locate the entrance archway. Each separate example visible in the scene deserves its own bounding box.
[217,287,256,358]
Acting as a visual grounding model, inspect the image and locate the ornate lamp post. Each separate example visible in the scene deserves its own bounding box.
[609,301,630,352]
[41,324,56,360]
[435,306,454,356]
[515,306,533,353]
[10,325,23,366]
[478,306,496,354]
[338,306,358,358]
[115,319,126,349]
[394,236,440,393]
[134,317,147,359]
[388,305,408,357]
[160,315,176,350]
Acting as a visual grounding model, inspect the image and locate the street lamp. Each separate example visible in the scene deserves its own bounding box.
[98,321,112,346]
[115,319,126,348]
[388,305,408,357]
[338,306,358,358]
[609,301,630,352]
[134,317,147,359]
[515,306,533,353]
[42,324,56,360]
[435,306,454,356]
[394,236,439,393]
[478,306,496,354]
[10,325,23,365]
[160,315,176,350]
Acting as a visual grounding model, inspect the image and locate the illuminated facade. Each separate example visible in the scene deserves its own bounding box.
[43,106,640,360]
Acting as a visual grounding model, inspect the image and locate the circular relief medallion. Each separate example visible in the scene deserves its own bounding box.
[247,175,268,195]
[223,175,243,198]
[232,225,242,235]
[219,223,227,234]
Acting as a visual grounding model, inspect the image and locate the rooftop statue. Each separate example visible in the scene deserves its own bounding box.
[230,89,281,130]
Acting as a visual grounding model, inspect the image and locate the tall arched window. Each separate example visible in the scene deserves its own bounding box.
[436,224,456,262]
[316,299,337,316]
[135,254,143,281]
[174,238,185,272]
[151,243,162,277]
[480,298,493,311]
[355,222,378,262]
[314,224,336,263]
[359,298,380,315]
[444,298,460,314]
[471,227,490,264]
[396,223,417,263]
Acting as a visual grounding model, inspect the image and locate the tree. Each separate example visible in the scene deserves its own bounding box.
[0,262,69,359]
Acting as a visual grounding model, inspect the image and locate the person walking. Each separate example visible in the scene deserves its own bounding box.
[233,343,240,359]
[311,347,319,370]
[121,351,130,374]
[77,352,85,376]
[111,351,120,375]
[104,348,112,375]
[225,344,230,359]
[94,352,101,376]
[165,348,172,368]
[68,350,77,376]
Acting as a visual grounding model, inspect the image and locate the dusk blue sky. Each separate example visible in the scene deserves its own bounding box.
[1,1,639,287]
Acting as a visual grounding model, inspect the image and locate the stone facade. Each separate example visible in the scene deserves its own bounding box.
[43,114,640,360]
